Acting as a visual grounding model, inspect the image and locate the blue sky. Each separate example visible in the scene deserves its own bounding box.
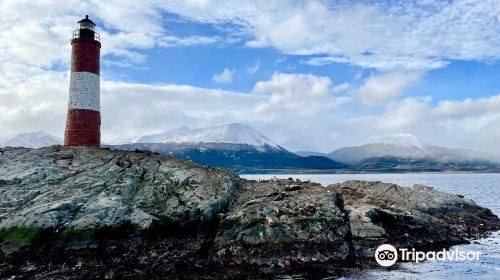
[104,13,500,102]
[2,0,500,154]
[406,61,500,102]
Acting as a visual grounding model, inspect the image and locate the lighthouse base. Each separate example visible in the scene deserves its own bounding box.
[64,109,101,147]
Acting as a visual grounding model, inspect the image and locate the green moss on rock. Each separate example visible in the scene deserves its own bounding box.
[60,228,96,241]
[0,227,42,246]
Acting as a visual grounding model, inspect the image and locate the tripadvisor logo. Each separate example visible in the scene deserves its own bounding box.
[375,244,398,267]
[374,244,481,267]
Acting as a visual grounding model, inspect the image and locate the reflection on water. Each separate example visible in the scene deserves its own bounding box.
[241,173,500,280]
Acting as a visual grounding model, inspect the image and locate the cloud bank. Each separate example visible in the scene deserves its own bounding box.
[1,0,500,156]
[162,0,500,70]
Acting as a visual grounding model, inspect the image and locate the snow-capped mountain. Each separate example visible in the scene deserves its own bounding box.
[133,126,190,144]
[127,123,281,151]
[367,134,428,150]
[281,139,323,154]
[1,132,62,148]
[109,123,347,172]
[329,133,488,164]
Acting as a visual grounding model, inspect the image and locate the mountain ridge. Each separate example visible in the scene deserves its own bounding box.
[124,123,280,152]
[329,133,490,164]
[327,133,499,172]
[110,142,348,173]
[0,131,62,149]
[367,133,428,149]
[4,129,498,172]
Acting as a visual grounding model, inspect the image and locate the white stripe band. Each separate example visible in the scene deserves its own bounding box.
[68,72,100,111]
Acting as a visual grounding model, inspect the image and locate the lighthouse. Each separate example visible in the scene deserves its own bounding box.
[64,15,101,147]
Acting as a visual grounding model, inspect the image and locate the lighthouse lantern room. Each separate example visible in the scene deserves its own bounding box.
[64,15,101,147]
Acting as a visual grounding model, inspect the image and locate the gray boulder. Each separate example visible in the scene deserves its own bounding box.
[329,180,500,258]
[0,147,499,278]
[213,178,352,267]
[0,146,237,233]
[0,146,238,278]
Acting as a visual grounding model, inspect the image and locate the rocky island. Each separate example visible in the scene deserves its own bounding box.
[1,146,499,278]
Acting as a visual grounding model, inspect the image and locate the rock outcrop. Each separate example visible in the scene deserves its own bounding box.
[328,181,500,258]
[213,179,352,267]
[0,146,499,278]
[0,146,238,278]
[0,146,237,232]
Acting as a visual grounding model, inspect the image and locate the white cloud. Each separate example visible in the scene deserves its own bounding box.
[0,70,68,138]
[347,95,500,153]
[0,69,349,151]
[3,1,500,72]
[0,70,261,141]
[332,83,350,93]
[162,0,500,70]
[372,95,500,129]
[0,68,344,141]
[157,35,219,47]
[246,61,260,75]
[0,0,168,68]
[2,0,500,156]
[354,70,422,106]
[2,65,500,155]
[252,72,350,116]
[212,68,235,83]
[100,82,262,141]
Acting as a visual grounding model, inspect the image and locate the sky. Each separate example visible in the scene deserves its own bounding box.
[1,0,500,154]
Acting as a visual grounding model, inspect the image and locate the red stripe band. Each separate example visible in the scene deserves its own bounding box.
[71,38,101,75]
[64,109,101,147]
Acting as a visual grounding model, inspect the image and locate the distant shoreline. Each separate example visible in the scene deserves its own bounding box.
[239,170,500,175]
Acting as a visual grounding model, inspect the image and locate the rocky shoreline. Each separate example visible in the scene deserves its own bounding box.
[1,146,499,279]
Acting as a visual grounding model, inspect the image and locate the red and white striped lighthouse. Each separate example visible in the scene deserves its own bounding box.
[64,15,101,147]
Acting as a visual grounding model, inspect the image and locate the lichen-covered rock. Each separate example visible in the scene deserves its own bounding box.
[0,146,237,235]
[0,146,238,278]
[0,147,499,279]
[328,180,500,258]
[213,178,353,267]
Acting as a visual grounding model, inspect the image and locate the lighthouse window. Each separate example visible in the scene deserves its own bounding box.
[79,22,95,31]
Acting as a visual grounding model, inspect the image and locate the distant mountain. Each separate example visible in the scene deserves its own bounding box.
[124,123,280,152]
[367,133,427,149]
[353,156,499,173]
[1,132,62,148]
[295,151,329,157]
[111,142,347,173]
[328,133,499,172]
[329,134,430,163]
[330,134,489,163]
[280,139,323,154]
[129,126,190,144]
[109,123,347,173]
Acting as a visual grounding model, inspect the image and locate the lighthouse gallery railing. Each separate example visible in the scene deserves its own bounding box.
[72,30,100,42]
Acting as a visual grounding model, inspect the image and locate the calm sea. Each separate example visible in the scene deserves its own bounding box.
[241,173,500,280]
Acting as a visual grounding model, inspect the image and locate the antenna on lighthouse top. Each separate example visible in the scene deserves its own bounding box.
[78,15,95,26]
